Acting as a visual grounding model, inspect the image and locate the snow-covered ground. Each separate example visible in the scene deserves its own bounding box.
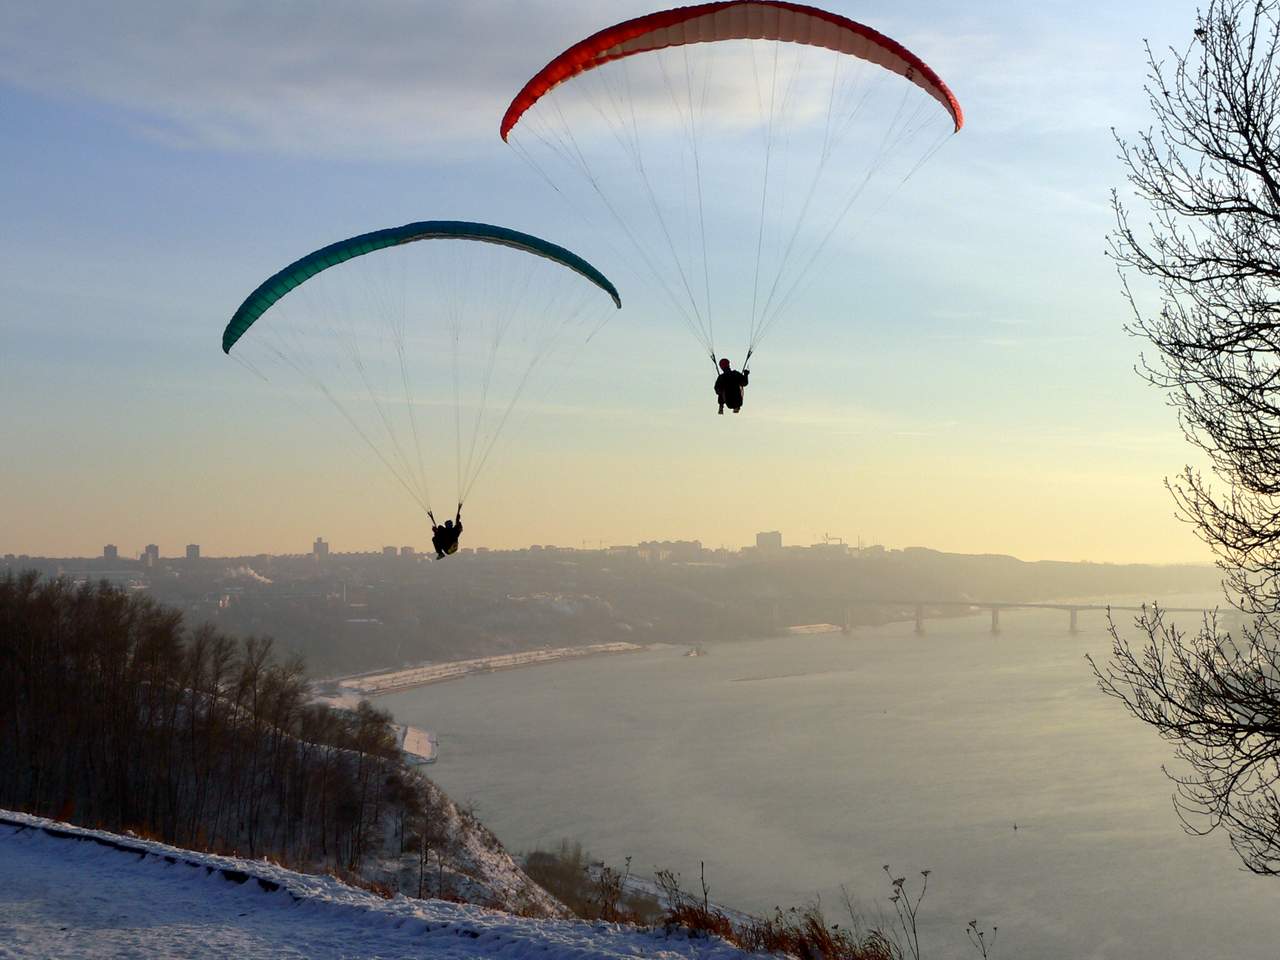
[0,811,754,960]
[395,724,438,765]
[318,643,644,703]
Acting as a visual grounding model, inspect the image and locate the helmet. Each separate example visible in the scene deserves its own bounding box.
[719,358,731,370]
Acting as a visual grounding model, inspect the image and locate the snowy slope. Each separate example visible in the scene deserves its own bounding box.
[368,778,568,918]
[0,812,755,960]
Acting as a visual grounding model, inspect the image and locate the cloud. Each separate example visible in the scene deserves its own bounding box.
[898,4,1175,138]
[0,1,1160,162]
[0,1,647,160]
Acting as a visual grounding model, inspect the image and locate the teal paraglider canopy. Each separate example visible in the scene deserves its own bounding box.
[222,220,621,354]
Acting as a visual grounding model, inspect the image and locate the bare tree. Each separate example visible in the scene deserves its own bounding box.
[0,572,416,877]
[1094,606,1280,873]
[1102,0,1280,874]
[1112,0,1280,609]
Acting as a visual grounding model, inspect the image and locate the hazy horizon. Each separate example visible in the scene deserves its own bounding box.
[2,530,1220,569]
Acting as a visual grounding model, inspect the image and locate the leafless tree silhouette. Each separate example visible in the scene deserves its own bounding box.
[1113,0,1280,607]
[1101,0,1280,874]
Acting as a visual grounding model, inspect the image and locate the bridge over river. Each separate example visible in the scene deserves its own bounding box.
[838,599,1226,635]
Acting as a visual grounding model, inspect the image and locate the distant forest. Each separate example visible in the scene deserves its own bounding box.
[215,548,1225,674]
[5,547,1224,677]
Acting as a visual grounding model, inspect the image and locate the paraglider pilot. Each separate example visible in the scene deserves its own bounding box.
[714,358,749,415]
[429,504,464,559]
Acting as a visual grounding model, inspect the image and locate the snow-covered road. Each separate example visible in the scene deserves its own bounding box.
[0,814,751,960]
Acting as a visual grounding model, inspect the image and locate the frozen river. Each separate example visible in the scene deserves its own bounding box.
[381,602,1280,959]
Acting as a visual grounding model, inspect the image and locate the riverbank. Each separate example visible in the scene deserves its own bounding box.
[314,641,645,707]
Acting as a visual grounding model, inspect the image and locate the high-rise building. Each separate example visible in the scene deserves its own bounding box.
[185,544,200,560]
[382,545,397,558]
[400,546,415,558]
[103,544,118,561]
[756,531,782,551]
[144,544,160,562]
[313,537,329,559]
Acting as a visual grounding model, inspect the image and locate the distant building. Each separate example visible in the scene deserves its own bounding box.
[382,545,397,558]
[671,540,704,561]
[809,541,849,556]
[143,544,159,567]
[638,540,704,563]
[185,544,200,560]
[756,531,782,551]
[313,537,329,559]
[400,546,415,558]
[103,544,118,561]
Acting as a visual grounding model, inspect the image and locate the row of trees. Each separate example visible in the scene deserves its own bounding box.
[0,571,418,872]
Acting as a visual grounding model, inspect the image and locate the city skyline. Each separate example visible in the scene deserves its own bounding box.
[0,526,1214,567]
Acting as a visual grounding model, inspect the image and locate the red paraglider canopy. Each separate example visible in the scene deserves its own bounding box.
[501,0,963,140]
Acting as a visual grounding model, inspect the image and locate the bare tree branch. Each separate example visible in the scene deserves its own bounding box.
[1107,0,1280,875]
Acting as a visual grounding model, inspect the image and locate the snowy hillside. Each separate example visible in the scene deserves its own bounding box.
[383,777,568,917]
[0,811,755,959]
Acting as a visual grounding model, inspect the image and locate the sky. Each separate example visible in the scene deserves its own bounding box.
[0,0,1213,563]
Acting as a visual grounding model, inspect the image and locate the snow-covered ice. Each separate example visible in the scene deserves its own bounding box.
[0,812,754,959]
[332,643,643,699]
